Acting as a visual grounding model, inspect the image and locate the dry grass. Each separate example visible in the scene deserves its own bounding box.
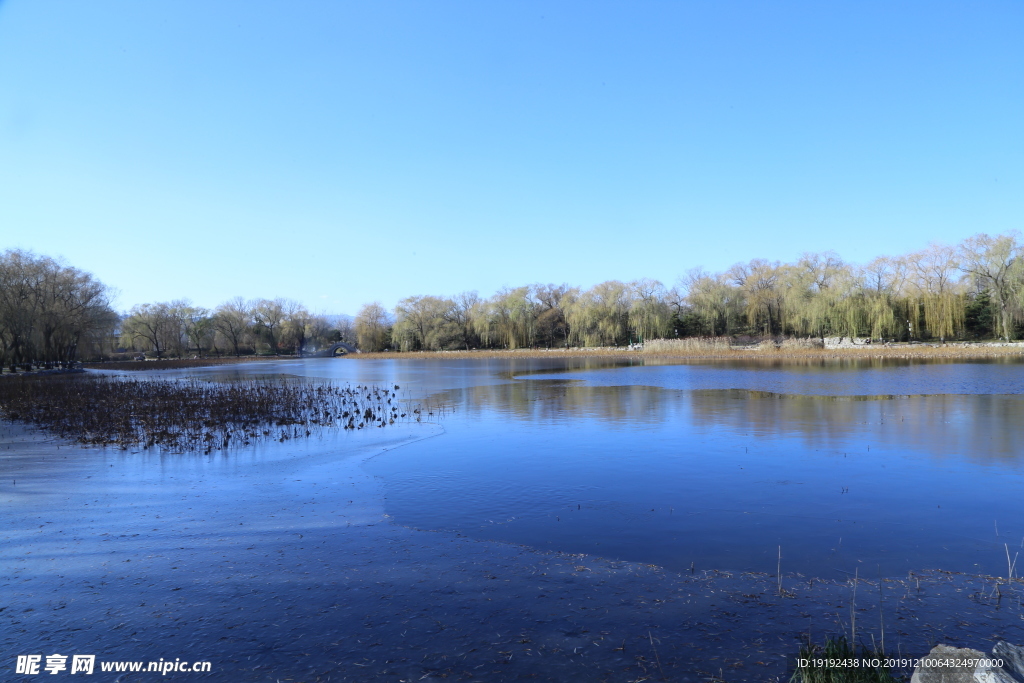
[644,337,734,354]
[89,342,1024,366]
[347,341,1024,363]
[644,338,1024,361]
[351,348,642,360]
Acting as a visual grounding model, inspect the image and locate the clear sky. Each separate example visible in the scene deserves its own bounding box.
[1,1,1021,315]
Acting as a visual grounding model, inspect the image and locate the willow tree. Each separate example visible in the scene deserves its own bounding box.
[909,244,964,342]
[627,279,671,342]
[780,252,861,340]
[532,284,570,348]
[392,295,457,351]
[683,268,743,336]
[730,259,784,335]
[449,291,482,350]
[958,232,1022,341]
[564,281,631,346]
[473,287,535,349]
[859,256,911,340]
[812,267,863,339]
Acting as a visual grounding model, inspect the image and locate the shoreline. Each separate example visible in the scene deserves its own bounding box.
[75,342,1024,372]
[353,343,1024,362]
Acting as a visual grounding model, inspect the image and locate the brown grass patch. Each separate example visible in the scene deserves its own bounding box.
[346,342,1024,363]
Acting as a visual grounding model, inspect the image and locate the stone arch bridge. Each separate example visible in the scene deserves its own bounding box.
[325,342,359,356]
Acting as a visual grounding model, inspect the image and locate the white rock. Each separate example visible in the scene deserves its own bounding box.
[992,642,1024,682]
[911,645,986,683]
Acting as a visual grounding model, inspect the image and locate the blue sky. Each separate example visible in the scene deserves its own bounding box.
[1,1,1021,314]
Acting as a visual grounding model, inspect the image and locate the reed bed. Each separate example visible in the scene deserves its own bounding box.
[351,348,643,360]
[86,342,1023,365]
[0,375,420,453]
[643,337,1024,360]
[642,337,735,354]
[348,342,1024,362]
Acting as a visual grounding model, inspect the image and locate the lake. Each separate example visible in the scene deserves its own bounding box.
[172,356,1024,579]
[4,355,1023,681]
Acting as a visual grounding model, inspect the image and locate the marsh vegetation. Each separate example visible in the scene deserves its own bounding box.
[0,375,417,452]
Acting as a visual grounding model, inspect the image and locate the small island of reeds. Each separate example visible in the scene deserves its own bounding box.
[0,375,419,453]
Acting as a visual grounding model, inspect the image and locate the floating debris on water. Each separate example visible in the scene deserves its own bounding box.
[0,375,432,453]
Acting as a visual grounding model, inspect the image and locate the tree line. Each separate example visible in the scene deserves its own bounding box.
[119,298,354,358]
[3,231,1023,365]
[0,250,117,369]
[353,231,1024,351]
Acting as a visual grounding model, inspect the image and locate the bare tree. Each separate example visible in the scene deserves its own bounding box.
[179,303,213,357]
[213,297,253,357]
[0,250,115,366]
[958,232,1022,341]
[252,298,286,355]
[281,300,313,355]
[354,302,391,352]
[121,303,176,358]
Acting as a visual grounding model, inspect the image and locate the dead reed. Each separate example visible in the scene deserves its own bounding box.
[0,375,419,453]
[343,341,1024,362]
[643,337,1024,361]
[643,337,734,354]
[352,348,642,360]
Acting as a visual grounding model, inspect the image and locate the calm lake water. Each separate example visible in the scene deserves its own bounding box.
[6,355,1024,681]
[184,356,1024,580]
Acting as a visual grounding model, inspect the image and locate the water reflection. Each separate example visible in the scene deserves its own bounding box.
[444,381,677,426]
[365,363,1024,578]
[689,390,1024,467]
[535,356,1024,396]
[428,381,1024,467]
[85,357,1024,577]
